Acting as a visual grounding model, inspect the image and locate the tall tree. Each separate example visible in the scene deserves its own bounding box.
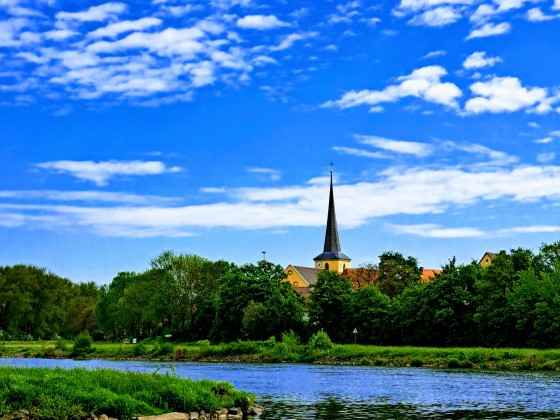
[349,285,393,344]
[213,260,305,342]
[375,251,422,298]
[150,251,228,338]
[308,269,353,343]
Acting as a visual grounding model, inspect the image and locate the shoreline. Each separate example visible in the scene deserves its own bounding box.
[2,341,560,372]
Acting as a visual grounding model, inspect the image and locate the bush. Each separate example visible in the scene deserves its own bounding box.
[132,342,148,356]
[281,330,300,351]
[308,330,333,353]
[72,331,93,357]
[447,358,460,368]
[152,342,174,357]
[174,348,186,359]
[54,338,68,352]
[410,358,423,367]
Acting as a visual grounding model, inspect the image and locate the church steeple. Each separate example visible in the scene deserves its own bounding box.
[323,168,341,253]
[313,165,351,272]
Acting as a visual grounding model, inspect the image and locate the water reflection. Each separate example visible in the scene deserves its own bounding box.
[1,359,559,419]
[260,399,559,419]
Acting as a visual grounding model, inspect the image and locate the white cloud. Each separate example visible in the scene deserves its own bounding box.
[88,18,163,39]
[535,137,553,144]
[237,15,289,30]
[390,223,486,238]
[408,6,463,26]
[397,0,475,13]
[554,0,560,10]
[465,76,554,114]
[551,130,560,137]
[356,135,433,157]
[526,7,558,21]
[538,152,555,163]
[36,160,182,186]
[211,0,253,9]
[43,29,79,40]
[0,17,29,47]
[498,225,560,234]
[466,22,511,39]
[246,167,282,181]
[332,146,388,159]
[8,160,560,237]
[422,50,447,59]
[56,3,128,22]
[494,0,538,12]
[463,51,502,69]
[323,66,462,111]
[272,32,316,51]
[0,190,178,204]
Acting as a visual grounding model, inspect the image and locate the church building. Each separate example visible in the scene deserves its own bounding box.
[285,167,441,297]
[284,167,350,298]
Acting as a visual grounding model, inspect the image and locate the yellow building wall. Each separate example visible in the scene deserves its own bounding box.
[284,265,308,287]
[313,259,351,274]
[479,253,494,267]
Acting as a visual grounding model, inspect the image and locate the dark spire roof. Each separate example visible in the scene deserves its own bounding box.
[314,168,350,261]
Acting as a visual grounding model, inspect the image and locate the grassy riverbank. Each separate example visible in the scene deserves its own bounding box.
[0,367,254,419]
[2,338,560,371]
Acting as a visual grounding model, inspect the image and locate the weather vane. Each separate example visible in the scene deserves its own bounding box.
[330,160,334,172]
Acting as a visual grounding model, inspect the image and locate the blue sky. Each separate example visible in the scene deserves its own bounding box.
[2,0,560,284]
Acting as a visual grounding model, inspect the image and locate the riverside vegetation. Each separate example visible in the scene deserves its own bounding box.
[3,242,560,353]
[0,366,254,419]
[3,332,560,371]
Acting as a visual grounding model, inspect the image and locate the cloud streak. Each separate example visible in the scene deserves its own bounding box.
[36,160,182,186]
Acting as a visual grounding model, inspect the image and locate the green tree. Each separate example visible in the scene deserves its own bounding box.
[396,260,479,346]
[308,270,353,343]
[349,285,393,344]
[375,252,422,298]
[474,248,535,346]
[95,272,137,339]
[213,260,305,342]
[150,251,228,338]
[0,265,73,339]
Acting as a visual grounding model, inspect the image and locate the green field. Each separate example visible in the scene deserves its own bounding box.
[0,366,254,420]
[2,339,560,371]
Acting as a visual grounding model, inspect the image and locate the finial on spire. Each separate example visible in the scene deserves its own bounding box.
[329,160,333,173]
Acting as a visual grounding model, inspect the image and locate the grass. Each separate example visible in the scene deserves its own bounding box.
[2,339,560,371]
[0,367,254,420]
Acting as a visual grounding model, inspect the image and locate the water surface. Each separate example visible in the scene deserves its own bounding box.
[2,358,559,419]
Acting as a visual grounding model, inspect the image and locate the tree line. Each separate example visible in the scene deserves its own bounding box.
[2,241,560,348]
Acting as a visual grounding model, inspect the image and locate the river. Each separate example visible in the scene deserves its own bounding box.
[2,358,560,419]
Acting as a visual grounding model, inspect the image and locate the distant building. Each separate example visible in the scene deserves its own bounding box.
[479,251,498,267]
[285,167,350,298]
[284,167,440,297]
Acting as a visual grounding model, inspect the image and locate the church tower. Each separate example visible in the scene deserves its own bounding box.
[313,167,351,273]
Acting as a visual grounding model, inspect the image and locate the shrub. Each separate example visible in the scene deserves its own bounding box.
[72,331,93,357]
[459,360,474,369]
[54,338,67,351]
[263,336,276,348]
[196,339,211,347]
[308,330,333,352]
[410,358,423,367]
[447,358,460,368]
[174,347,185,359]
[281,331,300,351]
[152,342,174,357]
[132,342,148,356]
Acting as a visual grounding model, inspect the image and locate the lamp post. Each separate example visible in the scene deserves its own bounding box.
[353,328,358,344]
